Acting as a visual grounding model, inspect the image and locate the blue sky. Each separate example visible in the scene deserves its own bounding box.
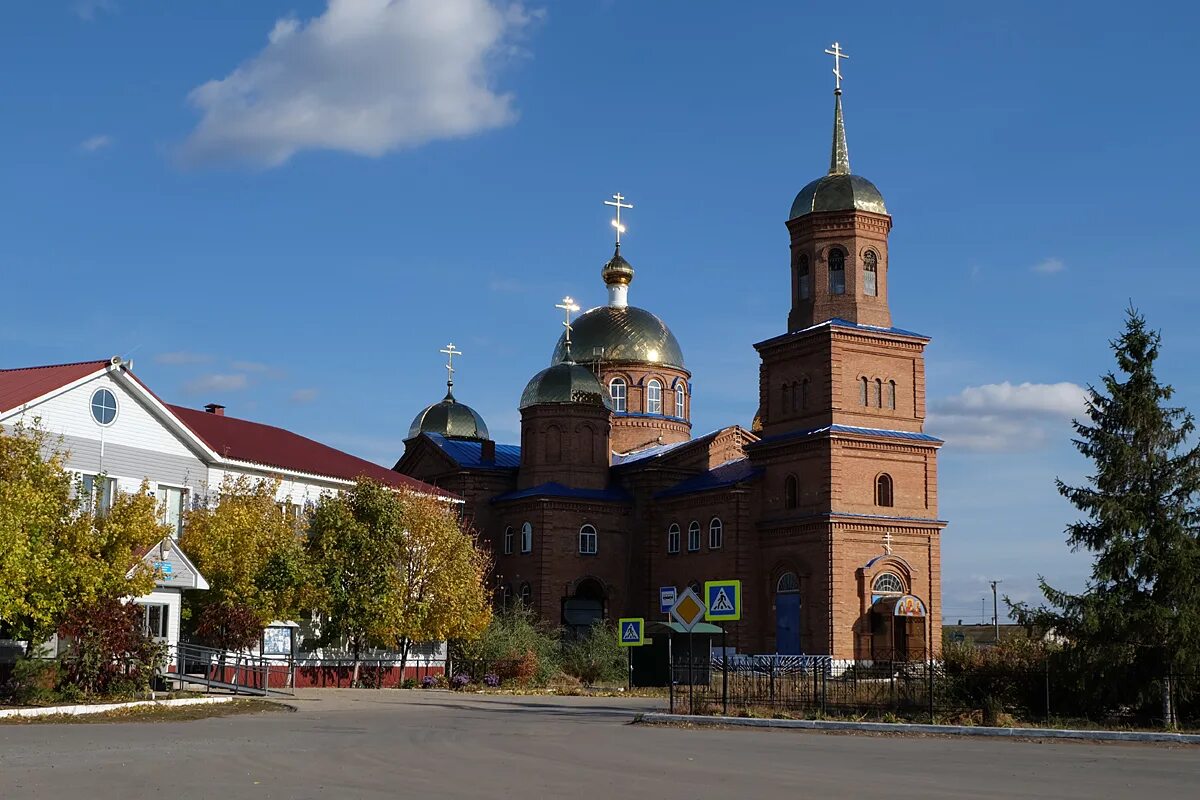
[2,1,1198,622]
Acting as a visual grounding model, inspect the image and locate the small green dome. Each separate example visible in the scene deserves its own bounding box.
[789,173,887,219]
[408,391,490,440]
[520,362,612,410]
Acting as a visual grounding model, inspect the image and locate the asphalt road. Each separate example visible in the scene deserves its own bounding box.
[2,690,1198,799]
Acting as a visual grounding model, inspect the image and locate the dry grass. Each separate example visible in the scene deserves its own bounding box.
[0,699,289,725]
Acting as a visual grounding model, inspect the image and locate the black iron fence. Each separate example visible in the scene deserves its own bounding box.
[668,654,1200,730]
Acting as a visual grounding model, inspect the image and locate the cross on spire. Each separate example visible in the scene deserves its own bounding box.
[556,296,580,360]
[824,41,849,93]
[603,192,633,247]
[439,342,462,393]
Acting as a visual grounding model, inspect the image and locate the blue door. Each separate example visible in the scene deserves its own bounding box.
[775,592,801,654]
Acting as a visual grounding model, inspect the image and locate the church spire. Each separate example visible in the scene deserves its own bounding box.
[825,42,851,176]
[439,342,462,401]
[600,192,635,308]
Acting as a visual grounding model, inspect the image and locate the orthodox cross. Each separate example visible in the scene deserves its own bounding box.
[824,41,849,92]
[604,192,633,246]
[556,296,580,358]
[883,530,893,555]
[439,342,462,390]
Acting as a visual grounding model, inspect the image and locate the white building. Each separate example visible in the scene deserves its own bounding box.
[0,356,448,658]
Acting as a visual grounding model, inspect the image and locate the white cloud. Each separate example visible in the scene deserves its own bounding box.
[928,381,1088,453]
[231,360,285,379]
[1032,257,1066,275]
[178,0,537,168]
[290,388,319,404]
[184,374,249,394]
[155,351,212,365]
[79,134,114,153]
[74,0,116,21]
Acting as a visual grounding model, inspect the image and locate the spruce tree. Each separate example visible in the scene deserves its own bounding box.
[1018,308,1200,727]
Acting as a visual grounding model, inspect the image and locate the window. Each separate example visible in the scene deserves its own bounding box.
[828,248,846,295]
[801,378,809,410]
[784,474,798,509]
[579,524,598,555]
[80,474,116,514]
[873,572,904,595]
[667,523,680,554]
[876,473,894,507]
[687,521,701,552]
[675,383,686,418]
[860,377,869,407]
[709,517,723,549]
[159,486,185,538]
[646,379,663,414]
[500,584,513,609]
[503,526,514,555]
[797,255,810,300]
[781,383,790,414]
[521,522,532,554]
[888,380,897,410]
[863,251,878,296]
[777,572,800,593]
[140,603,169,639]
[519,582,533,606]
[875,378,883,408]
[90,388,118,426]
[609,378,627,412]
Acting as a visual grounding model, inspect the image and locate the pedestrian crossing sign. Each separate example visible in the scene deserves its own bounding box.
[618,617,645,647]
[704,580,742,621]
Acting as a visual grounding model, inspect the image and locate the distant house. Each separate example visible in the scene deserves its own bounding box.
[942,623,1048,648]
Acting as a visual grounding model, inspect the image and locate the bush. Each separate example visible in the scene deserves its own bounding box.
[58,598,163,699]
[450,606,561,686]
[483,673,500,688]
[561,621,625,686]
[421,675,437,688]
[941,637,1051,725]
[450,673,471,690]
[401,678,418,689]
[4,658,60,705]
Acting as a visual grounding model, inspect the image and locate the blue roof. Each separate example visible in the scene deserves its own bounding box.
[425,433,521,469]
[756,317,930,348]
[656,459,762,499]
[752,424,943,448]
[492,482,631,504]
[611,438,693,466]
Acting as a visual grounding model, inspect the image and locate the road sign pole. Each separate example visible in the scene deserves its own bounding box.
[687,631,694,715]
[668,633,674,714]
[627,646,632,692]
[722,626,728,716]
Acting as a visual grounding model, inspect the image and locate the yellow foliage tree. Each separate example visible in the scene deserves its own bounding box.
[181,475,311,650]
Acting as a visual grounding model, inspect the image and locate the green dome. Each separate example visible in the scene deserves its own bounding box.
[551,306,685,369]
[789,173,887,219]
[520,362,612,410]
[408,391,490,440]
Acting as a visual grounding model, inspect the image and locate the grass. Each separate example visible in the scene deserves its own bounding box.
[0,699,289,725]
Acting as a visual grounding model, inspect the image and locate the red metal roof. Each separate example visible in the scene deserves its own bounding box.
[0,360,110,414]
[168,404,450,496]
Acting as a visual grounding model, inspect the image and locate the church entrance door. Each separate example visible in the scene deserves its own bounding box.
[563,578,605,638]
[774,572,801,654]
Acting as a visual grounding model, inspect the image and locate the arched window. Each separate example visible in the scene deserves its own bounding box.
[873,572,904,595]
[500,584,513,609]
[791,382,800,412]
[797,254,811,300]
[784,474,798,509]
[860,377,869,407]
[609,378,627,412]
[687,521,701,552]
[828,247,846,295]
[781,383,790,415]
[667,523,680,554]
[888,380,896,410]
[520,522,532,553]
[876,473,894,507]
[503,526,514,555]
[709,517,724,549]
[863,251,878,297]
[777,572,800,593]
[675,383,686,418]
[546,426,562,463]
[646,379,663,414]
[519,582,533,606]
[579,524,598,555]
[801,378,809,410]
[874,378,883,408]
[688,580,702,595]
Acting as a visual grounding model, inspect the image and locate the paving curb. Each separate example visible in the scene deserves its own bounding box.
[0,695,236,720]
[636,712,1200,744]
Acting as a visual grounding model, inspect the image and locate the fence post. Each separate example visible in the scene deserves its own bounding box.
[1044,657,1051,722]
[928,660,935,724]
[721,627,728,716]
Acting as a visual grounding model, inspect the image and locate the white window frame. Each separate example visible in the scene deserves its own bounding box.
[609,378,627,412]
[667,523,680,554]
[646,379,663,415]
[674,383,686,418]
[579,524,598,555]
[687,521,701,552]
[520,522,532,554]
[158,484,187,539]
[90,387,118,426]
[503,526,514,555]
[138,602,169,640]
[79,473,117,514]
[709,517,723,549]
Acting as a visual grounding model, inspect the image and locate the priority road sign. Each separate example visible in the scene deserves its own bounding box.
[704,580,742,622]
[618,617,645,647]
[670,587,706,631]
[659,586,677,614]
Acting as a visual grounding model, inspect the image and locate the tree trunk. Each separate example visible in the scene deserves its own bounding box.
[351,637,361,688]
[1162,673,1176,730]
[398,636,411,685]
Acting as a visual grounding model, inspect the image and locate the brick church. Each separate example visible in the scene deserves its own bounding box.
[395,72,945,662]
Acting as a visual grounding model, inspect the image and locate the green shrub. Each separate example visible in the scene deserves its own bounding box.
[5,658,61,705]
[561,621,625,686]
[451,605,560,686]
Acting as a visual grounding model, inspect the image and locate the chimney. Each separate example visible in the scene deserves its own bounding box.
[480,439,496,463]
[204,403,226,416]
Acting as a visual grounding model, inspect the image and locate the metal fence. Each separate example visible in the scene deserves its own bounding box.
[668,654,1200,730]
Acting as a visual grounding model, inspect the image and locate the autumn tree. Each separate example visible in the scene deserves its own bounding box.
[0,423,164,651]
[181,475,310,652]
